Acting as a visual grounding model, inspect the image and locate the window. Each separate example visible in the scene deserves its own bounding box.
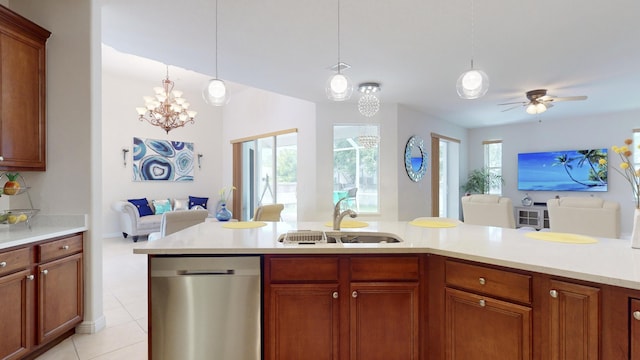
[483,140,502,195]
[333,125,379,213]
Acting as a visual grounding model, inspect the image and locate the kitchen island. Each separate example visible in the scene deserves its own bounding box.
[134,220,640,359]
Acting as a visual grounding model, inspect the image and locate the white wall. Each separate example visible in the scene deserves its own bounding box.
[101,52,224,237]
[468,109,640,236]
[397,105,469,220]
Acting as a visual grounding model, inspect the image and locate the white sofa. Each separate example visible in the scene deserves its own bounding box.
[112,198,209,242]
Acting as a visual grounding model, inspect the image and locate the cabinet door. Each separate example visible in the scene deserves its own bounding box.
[0,269,34,360]
[548,280,599,360]
[445,288,532,360]
[350,282,420,360]
[38,253,83,344]
[631,298,640,358]
[0,29,47,170]
[268,283,340,360]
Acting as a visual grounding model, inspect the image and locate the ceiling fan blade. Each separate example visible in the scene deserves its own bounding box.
[498,101,527,106]
[547,95,588,102]
[500,104,524,112]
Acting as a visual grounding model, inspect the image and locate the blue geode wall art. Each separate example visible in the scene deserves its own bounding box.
[132,137,194,181]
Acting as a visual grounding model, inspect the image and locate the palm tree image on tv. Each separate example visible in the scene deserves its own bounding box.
[518,149,608,192]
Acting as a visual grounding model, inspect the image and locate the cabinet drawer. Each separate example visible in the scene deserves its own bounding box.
[350,256,420,281]
[269,256,339,282]
[445,260,531,304]
[39,234,83,263]
[0,247,32,276]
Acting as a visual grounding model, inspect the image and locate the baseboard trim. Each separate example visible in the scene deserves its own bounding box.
[76,315,107,334]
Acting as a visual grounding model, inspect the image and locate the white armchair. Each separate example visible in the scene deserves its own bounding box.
[461,194,516,229]
[546,197,620,238]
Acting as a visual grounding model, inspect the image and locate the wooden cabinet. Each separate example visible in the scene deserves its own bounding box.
[515,205,549,230]
[0,5,50,171]
[543,279,600,359]
[264,255,422,360]
[443,260,532,360]
[631,298,640,358]
[0,233,82,360]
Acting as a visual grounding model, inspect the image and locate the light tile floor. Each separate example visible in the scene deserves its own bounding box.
[36,237,148,360]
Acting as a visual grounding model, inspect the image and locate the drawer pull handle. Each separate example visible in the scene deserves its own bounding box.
[550,289,558,298]
[61,245,70,250]
[479,277,486,285]
[0,156,4,161]
[26,275,34,281]
[479,299,486,307]
[634,311,640,321]
[41,269,48,275]
[0,261,6,267]
[332,291,338,299]
[352,291,358,298]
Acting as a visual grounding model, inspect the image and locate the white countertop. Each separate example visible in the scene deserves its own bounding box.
[0,214,88,249]
[133,220,640,291]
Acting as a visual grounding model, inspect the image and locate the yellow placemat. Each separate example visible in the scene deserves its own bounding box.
[324,220,369,228]
[409,218,458,228]
[525,231,598,244]
[222,221,267,229]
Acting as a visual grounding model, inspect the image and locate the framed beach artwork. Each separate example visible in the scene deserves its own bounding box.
[517,148,608,192]
[132,137,194,181]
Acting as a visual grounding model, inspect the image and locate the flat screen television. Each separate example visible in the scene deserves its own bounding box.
[517,149,608,192]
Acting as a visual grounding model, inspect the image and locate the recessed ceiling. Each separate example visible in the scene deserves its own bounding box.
[100,0,640,128]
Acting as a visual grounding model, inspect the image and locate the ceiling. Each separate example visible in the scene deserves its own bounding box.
[100,0,640,128]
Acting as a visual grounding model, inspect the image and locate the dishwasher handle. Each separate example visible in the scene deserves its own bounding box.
[177,269,235,276]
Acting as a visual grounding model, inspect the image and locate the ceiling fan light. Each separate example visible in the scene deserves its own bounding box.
[202,78,228,106]
[326,73,353,101]
[456,68,489,99]
[526,102,547,115]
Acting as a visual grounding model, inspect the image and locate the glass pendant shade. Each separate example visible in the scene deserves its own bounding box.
[326,73,353,101]
[203,78,228,106]
[456,68,489,99]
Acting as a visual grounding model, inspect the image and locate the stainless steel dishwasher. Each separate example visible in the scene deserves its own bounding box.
[150,256,261,360]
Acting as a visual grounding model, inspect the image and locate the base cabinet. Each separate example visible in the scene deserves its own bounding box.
[264,255,422,360]
[0,233,83,360]
[631,298,640,358]
[545,280,600,359]
[0,268,34,360]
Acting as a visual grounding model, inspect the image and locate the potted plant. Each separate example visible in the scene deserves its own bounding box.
[462,168,504,195]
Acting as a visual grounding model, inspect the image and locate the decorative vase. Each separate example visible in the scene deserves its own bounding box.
[216,203,232,222]
[632,208,640,249]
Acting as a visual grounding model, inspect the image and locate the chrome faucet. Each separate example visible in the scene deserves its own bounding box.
[333,197,357,230]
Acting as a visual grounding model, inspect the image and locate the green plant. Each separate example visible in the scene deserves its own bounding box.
[462,168,504,194]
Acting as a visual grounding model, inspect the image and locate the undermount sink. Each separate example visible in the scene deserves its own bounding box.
[278,231,402,244]
[326,232,403,244]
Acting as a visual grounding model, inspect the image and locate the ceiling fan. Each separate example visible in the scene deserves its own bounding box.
[499,89,587,114]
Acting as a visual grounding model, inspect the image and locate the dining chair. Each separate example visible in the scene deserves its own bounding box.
[254,204,285,221]
[461,194,516,229]
[546,197,620,238]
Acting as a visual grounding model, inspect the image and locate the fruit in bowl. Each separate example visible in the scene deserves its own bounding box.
[3,173,20,195]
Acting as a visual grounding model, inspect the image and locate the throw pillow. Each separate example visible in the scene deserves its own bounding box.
[188,196,209,209]
[173,198,189,211]
[127,198,154,217]
[152,199,172,215]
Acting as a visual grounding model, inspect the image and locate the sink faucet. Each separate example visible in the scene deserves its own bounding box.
[333,197,357,230]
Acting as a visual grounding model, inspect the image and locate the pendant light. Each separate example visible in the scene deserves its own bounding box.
[326,0,353,101]
[456,0,489,99]
[203,0,228,106]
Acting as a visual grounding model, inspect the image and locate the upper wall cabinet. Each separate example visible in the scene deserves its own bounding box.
[0,5,50,171]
